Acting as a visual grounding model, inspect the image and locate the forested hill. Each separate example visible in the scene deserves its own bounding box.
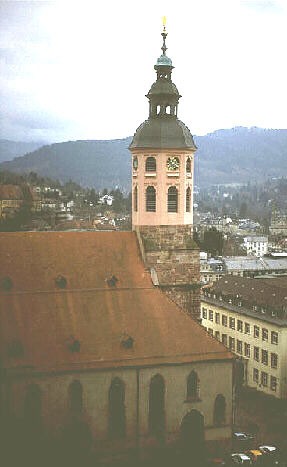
[0,140,44,163]
[1,127,286,189]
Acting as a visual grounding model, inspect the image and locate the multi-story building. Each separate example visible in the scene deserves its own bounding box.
[243,235,268,257]
[201,276,287,399]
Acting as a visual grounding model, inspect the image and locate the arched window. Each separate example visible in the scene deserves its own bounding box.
[167,186,178,213]
[186,157,191,173]
[146,186,156,212]
[133,186,138,212]
[145,156,156,172]
[149,374,165,438]
[187,371,200,400]
[24,384,42,428]
[213,394,226,426]
[108,377,126,439]
[68,380,83,416]
[186,187,191,212]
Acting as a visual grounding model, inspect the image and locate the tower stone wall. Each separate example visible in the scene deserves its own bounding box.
[136,225,201,319]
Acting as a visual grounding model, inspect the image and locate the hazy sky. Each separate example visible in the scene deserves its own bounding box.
[0,0,286,143]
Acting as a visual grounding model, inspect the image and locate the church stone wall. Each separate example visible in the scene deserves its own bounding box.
[3,360,233,461]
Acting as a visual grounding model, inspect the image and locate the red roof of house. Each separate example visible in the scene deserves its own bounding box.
[0,232,233,374]
[0,184,24,200]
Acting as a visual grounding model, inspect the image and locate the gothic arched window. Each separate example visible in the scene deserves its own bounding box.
[149,374,165,438]
[186,157,191,173]
[213,394,226,426]
[108,377,126,439]
[146,186,156,212]
[186,187,191,212]
[145,157,156,172]
[68,380,83,416]
[187,371,200,400]
[167,186,178,213]
[134,186,138,212]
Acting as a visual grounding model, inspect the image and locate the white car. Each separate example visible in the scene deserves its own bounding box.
[230,453,252,465]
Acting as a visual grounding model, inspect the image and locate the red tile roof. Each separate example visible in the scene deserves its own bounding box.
[0,184,24,200]
[0,232,233,374]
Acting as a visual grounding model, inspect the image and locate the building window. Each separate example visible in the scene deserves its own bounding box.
[254,346,259,362]
[202,307,207,319]
[215,312,220,324]
[229,337,235,351]
[208,328,213,336]
[149,374,165,438]
[146,186,156,212]
[213,394,226,426]
[215,331,220,340]
[244,343,251,358]
[167,186,178,213]
[237,320,243,332]
[270,376,277,392]
[253,368,259,383]
[133,186,138,212]
[186,371,200,400]
[68,380,83,416]
[108,377,126,439]
[271,353,278,369]
[145,156,156,172]
[222,315,227,327]
[271,331,278,345]
[186,157,191,173]
[229,317,235,330]
[209,310,214,321]
[262,350,268,366]
[254,325,260,338]
[237,340,243,355]
[244,322,250,334]
[222,334,227,346]
[262,328,268,341]
[261,372,268,387]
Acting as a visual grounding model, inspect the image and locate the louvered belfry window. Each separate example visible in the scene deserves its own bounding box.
[145,156,156,172]
[146,186,156,212]
[167,186,178,212]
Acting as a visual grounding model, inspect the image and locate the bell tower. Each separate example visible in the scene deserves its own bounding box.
[130,18,196,229]
[129,19,200,319]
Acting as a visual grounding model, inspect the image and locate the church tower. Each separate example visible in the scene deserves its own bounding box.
[130,20,200,318]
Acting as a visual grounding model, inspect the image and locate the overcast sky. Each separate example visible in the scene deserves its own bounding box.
[0,0,286,143]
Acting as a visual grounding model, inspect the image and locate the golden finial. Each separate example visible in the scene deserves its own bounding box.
[162,16,167,33]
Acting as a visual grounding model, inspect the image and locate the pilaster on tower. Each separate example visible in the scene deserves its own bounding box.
[129,20,200,320]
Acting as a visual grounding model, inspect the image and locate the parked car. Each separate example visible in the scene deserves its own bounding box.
[229,453,252,465]
[232,432,255,450]
[246,450,264,464]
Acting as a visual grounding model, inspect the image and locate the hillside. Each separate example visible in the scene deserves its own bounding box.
[0,128,286,189]
[0,140,45,163]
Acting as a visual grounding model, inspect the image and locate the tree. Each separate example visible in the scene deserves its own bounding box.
[202,228,223,256]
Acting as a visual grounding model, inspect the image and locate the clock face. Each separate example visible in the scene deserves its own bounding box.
[133,157,138,170]
[167,156,180,171]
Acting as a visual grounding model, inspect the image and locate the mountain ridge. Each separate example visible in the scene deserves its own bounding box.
[1,127,286,189]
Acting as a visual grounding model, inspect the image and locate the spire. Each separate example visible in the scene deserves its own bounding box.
[155,16,173,73]
[161,16,167,56]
